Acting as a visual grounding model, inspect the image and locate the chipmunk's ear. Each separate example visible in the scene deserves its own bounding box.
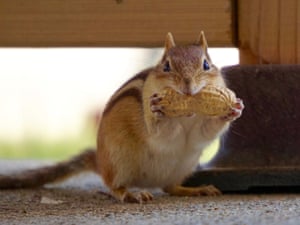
[196,31,211,61]
[196,31,208,51]
[165,32,176,51]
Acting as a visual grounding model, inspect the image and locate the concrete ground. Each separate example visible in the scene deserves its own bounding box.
[1,160,300,225]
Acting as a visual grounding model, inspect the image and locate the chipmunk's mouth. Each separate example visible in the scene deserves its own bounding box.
[188,81,207,96]
[174,80,207,96]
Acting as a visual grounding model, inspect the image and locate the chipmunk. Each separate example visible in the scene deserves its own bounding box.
[0,32,244,203]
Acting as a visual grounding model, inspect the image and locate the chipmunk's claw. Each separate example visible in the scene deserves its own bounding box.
[150,94,165,117]
[221,98,244,121]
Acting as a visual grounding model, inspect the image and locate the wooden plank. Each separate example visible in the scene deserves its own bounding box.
[0,0,234,47]
[238,0,261,64]
[239,48,259,64]
[259,0,280,63]
[237,0,249,49]
[297,0,300,63]
[248,0,261,56]
[238,0,300,64]
[279,0,297,64]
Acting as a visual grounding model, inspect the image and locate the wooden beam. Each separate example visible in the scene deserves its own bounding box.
[297,0,300,63]
[0,0,234,47]
[238,0,261,64]
[238,0,299,64]
[279,0,297,64]
[259,0,280,63]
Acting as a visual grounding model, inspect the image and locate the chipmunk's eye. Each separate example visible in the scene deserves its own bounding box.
[203,59,210,71]
[163,61,171,72]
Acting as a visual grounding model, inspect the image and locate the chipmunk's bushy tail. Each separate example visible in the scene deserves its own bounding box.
[0,149,97,189]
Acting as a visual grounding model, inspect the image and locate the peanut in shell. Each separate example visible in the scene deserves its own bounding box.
[159,85,237,117]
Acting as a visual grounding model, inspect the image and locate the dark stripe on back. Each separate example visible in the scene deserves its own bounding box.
[103,87,142,116]
[102,68,152,115]
[114,68,152,93]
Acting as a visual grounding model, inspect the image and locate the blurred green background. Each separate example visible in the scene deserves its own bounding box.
[0,123,96,160]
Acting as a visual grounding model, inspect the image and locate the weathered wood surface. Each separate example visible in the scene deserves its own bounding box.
[0,0,234,47]
[214,65,300,167]
[238,0,300,64]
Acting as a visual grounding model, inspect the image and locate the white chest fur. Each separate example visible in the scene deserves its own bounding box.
[136,115,213,188]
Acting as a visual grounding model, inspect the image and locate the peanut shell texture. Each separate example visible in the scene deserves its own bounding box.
[160,85,237,117]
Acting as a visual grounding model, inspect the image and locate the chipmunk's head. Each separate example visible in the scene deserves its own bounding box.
[157,32,225,95]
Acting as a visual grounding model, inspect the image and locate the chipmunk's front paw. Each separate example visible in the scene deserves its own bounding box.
[150,93,165,117]
[221,98,244,122]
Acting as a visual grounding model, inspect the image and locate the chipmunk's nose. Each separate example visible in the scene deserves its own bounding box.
[183,78,190,85]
